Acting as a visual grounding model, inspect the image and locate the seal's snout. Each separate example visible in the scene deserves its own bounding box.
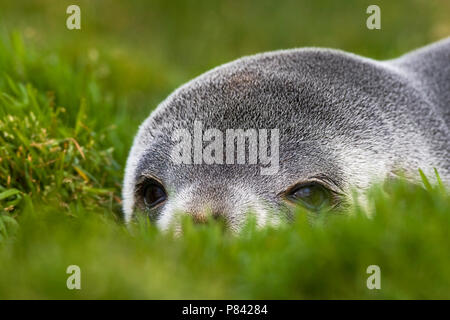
[182,186,231,225]
[155,182,272,231]
[190,211,226,225]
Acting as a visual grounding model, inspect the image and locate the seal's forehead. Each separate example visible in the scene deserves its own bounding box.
[147,46,390,136]
[148,55,368,134]
[154,78,318,132]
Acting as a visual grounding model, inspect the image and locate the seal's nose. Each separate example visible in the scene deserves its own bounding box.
[183,183,231,226]
[191,211,225,225]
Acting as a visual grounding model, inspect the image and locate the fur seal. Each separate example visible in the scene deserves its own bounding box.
[123,38,449,231]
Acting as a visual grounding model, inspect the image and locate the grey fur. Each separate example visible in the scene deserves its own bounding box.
[123,38,449,230]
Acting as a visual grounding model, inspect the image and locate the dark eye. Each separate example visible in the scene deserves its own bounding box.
[142,180,167,208]
[287,182,331,211]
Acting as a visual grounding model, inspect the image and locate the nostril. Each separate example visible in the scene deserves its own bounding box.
[212,212,226,221]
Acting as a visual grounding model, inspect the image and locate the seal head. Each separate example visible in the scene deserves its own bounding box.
[123,39,450,231]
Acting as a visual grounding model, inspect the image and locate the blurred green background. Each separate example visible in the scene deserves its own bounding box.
[0,0,449,299]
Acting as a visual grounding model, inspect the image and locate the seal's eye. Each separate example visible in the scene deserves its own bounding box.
[142,180,167,208]
[287,182,331,211]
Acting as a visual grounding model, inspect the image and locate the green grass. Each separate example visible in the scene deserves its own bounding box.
[0,178,449,299]
[0,1,449,299]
